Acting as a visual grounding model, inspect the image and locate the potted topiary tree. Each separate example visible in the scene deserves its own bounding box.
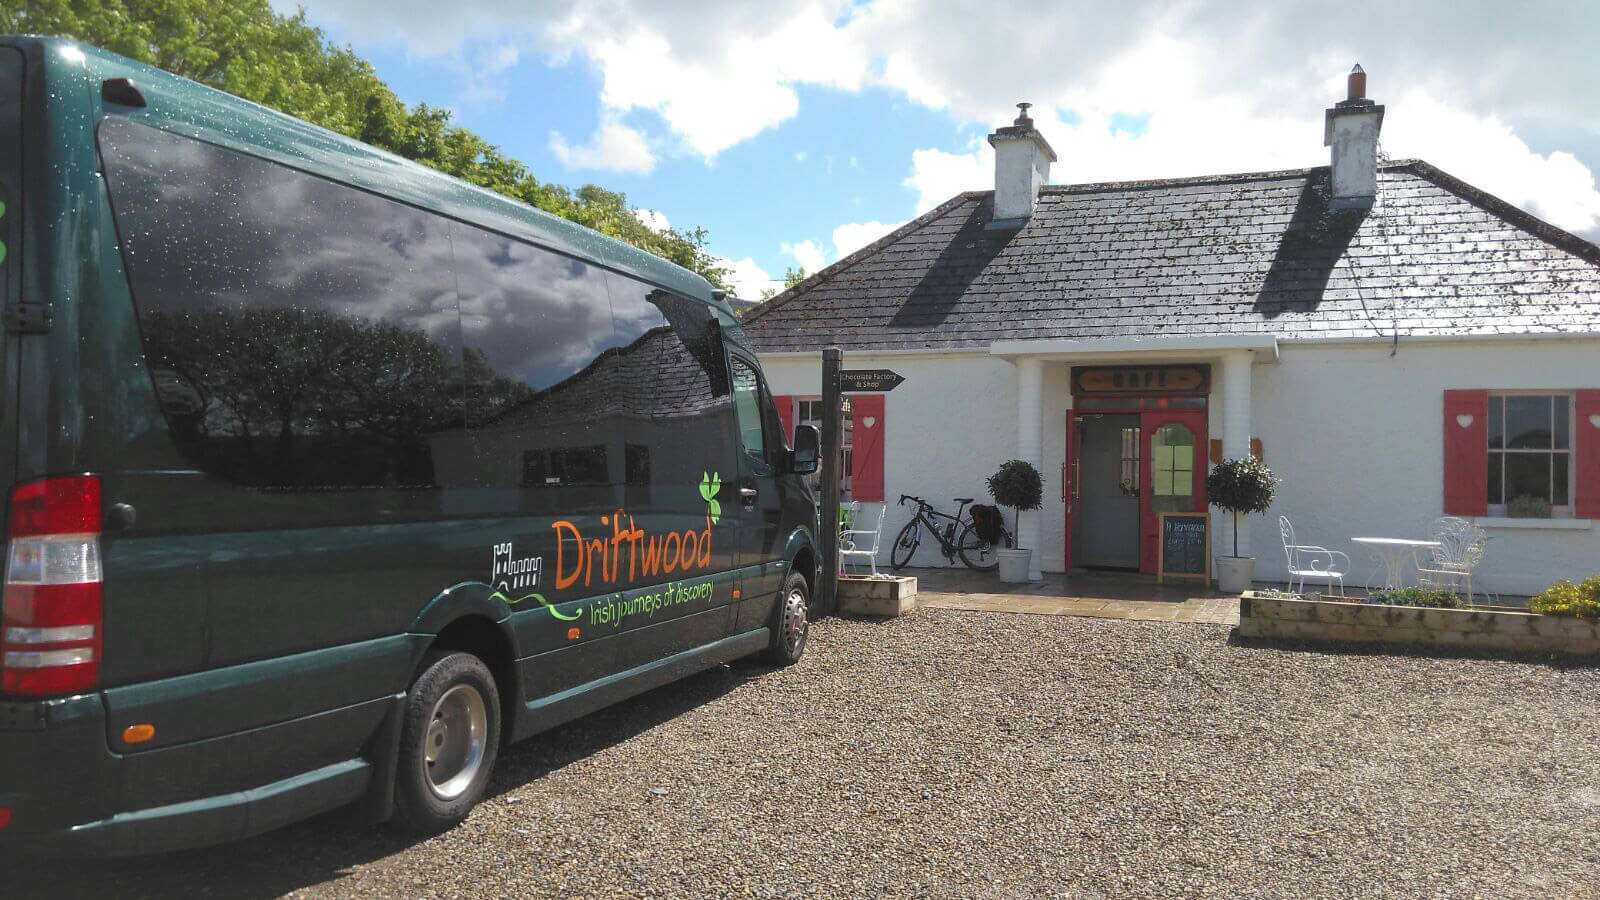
[987,459,1043,583]
[1205,456,1278,593]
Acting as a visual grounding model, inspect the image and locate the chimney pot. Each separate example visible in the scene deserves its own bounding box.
[1347,63,1366,101]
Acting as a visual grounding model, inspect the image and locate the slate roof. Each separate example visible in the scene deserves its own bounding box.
[742,161,1600,353]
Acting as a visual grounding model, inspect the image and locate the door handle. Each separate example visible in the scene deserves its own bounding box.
[739,487,758,506]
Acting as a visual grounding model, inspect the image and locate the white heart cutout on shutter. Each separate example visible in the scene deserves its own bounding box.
[1590,414,1600,429]
[862,416,877,429]
[1455,414,1474,429]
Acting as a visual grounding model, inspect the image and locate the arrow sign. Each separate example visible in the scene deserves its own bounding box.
[840,369,905,392]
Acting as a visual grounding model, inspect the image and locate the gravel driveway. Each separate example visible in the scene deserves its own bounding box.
[12,609,1600,898]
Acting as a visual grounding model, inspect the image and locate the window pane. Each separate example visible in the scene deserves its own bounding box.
[1554,395,1570,449]
[605,275,735,514]
[453,226,621,510]
[1554,453,1569,506]
[100,119,464,493]
[1487,396,1503,449]
[731,359,764,459]
[1504,452,1552,504]
[1150,423,1195,514]
[1505,396,1552,449]
[1487,451,1503,506]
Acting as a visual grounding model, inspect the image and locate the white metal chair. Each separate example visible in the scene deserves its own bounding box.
[839,501,887,577]
[1279,515,1350,597]
[1416,516,1486,603]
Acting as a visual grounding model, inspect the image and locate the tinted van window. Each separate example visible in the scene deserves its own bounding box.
[451,225,622,512]
[98,119,464,490]
[605,275,735,514]
[0,48,21,315]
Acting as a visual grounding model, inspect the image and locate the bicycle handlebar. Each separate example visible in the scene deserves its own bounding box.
[899,494,924,506]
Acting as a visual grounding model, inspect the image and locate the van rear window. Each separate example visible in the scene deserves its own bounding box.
[0,47,23,313]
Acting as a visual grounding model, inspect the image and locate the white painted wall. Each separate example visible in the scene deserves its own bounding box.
[761,353,1021,569]
[1249,339,1600,598]
[760,337,1600,597]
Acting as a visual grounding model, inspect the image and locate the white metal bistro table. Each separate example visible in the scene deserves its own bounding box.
[1350,537,1442,591]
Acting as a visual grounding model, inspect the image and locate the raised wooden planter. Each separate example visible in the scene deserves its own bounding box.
[838,575,918,617]
[1237,592,1600,657]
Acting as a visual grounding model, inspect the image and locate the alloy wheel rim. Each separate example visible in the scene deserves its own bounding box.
[424,683,488,801]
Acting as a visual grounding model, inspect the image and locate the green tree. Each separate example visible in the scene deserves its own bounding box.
[758,266,808,301]
[1,0,728,287]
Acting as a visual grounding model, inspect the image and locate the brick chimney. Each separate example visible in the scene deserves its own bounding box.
[987,102,1057,227]
[1323,64,1385,210]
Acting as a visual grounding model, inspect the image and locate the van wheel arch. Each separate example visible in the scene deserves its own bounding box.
[425,615,519,744]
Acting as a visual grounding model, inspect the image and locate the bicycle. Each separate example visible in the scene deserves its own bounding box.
[890,494,1012,572]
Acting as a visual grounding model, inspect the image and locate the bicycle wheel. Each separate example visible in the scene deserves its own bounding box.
[956,522,1000,571]
[890,519,920,570]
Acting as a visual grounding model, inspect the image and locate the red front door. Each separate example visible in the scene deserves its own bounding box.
[1137,409,1207,574]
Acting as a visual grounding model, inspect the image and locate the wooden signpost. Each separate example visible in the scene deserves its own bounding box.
[1157,512,1210,584]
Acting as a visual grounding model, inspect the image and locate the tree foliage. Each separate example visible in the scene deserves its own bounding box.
[3,0,728,287]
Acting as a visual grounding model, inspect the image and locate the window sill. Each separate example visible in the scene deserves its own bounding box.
[1472,516,1592,531]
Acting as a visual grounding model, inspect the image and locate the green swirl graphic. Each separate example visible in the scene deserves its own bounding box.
[491,589,583,622]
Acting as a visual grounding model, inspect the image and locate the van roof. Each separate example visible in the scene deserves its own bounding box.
[26,36,720,307]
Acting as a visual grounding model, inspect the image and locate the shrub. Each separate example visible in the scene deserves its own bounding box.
[1531,576,1600,618]
[986,460,1043,550]
[1205,456,1278,558]
[1364,587,1468,609]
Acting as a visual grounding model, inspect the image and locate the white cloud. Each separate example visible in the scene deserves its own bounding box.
[781,239,828,274]
[297,0,1600,233]
[715,256,774,301]
[633,208,671,233]
[794,150,809,162]
[548,121,656,174]
[832,220,906,259]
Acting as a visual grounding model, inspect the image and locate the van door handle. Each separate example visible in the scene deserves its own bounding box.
[739,487,758,507]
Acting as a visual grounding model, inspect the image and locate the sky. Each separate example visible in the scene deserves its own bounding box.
[273,0,1600,301]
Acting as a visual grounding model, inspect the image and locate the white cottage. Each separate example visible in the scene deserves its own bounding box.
[743,70,1600,597]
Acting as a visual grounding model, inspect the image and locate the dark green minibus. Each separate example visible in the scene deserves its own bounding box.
[0,37,822,854]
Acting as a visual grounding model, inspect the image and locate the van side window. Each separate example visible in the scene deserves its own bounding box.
[450,226,623,512]
[99,119,464,492]
[606,275,735,512]
[730,358,766,464]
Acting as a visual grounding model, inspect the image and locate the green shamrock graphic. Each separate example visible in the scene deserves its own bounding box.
[699,471,722,524]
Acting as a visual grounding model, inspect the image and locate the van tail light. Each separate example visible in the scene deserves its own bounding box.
[2,476,103,697]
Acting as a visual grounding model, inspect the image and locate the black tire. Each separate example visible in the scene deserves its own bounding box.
[762,571,810,666]
[957,522,1001,572]
[391,651,502,835]
[889,519,920,570]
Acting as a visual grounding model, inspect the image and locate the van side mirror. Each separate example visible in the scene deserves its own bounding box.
[790,425,820,475]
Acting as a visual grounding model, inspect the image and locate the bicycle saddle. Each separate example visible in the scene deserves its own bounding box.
[952,497,974,503]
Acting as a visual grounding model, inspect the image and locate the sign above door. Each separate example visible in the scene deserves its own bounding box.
[1072,364,1210,396]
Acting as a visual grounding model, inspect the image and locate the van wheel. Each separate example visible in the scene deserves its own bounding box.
[762,571,810,666]
[391,651,501,834]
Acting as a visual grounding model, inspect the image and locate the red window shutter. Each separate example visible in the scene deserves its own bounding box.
[1576,390,1600,519]
[850,394,886,502]
[1442,389,1488,516]
[773,395,794,446]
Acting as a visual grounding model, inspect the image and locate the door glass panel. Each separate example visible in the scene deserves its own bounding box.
[1150,423,1196,514]
[730,358,764,462]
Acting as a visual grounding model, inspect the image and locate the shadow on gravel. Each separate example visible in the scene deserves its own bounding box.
[0,661,769,899]
[1227,632,1600,669]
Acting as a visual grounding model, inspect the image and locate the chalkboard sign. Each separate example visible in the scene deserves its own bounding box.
[1157,512,1210,584]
